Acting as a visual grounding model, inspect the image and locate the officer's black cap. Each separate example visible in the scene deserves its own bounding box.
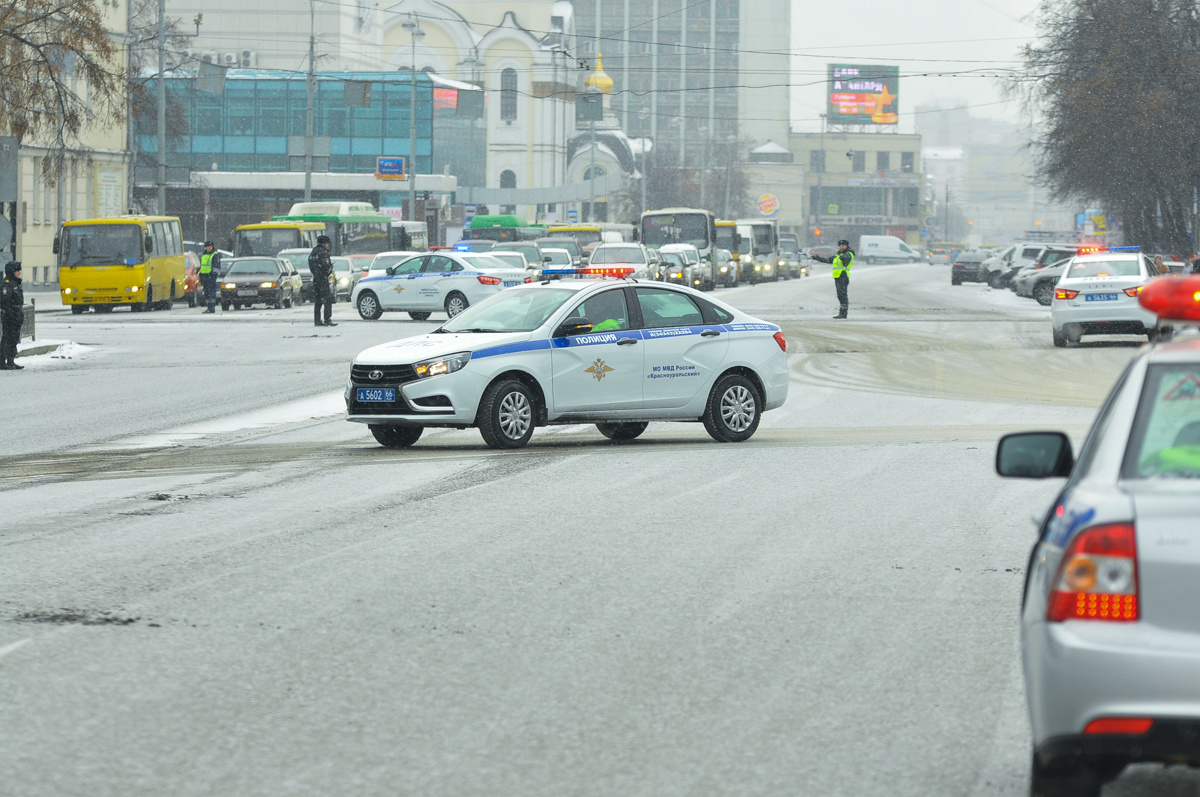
[838,239,850,246]
[317,235,331,244]
[5,261,21,277]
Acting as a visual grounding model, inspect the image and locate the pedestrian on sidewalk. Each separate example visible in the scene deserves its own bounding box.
[199,241,221,313]
[308,235,337,327]
[1,261,25,370]
[812,239,854,318]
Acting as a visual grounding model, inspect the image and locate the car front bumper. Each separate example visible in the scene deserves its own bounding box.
[221,286,284,304]
[345,369,490,426]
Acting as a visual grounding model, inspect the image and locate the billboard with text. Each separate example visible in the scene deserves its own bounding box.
[828,64,900,125]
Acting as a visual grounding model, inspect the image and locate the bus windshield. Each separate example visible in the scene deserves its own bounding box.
[60,224,144,266]
[641,214,710,249]
[749,225,775,253]
[714,227,737,252]
[234,228,303,257]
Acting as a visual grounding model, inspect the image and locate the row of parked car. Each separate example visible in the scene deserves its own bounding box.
[949,241,1199,346]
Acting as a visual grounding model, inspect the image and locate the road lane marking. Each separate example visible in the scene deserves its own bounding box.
[0,639,30,660]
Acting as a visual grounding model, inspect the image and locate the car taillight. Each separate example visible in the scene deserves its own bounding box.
[477,275,502,285]
[773,331,786,351]
[1055,288,1079,300]
[1123,285,1143,297]
[1084,717,1154,735]
[1047,522,1138,622]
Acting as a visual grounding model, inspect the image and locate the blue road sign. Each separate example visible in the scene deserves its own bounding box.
[376,157,406,180]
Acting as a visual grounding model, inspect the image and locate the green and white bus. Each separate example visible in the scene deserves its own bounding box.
[270,201,392,257]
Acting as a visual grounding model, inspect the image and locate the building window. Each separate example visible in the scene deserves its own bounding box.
[500,169,516,214]
[500,68,517,122]
[810,150,825,173]
[851,151,865,172]
[901,152,915,173]
[876,152,890,172]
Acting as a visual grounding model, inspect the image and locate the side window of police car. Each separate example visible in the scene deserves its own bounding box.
[635,288,705,329]
[423,255,458,274]
[571,289,630,333]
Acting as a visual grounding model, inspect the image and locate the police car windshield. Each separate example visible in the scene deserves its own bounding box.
[1066,257,1141,278]
[441,287,576,333]
[461,254,517,270]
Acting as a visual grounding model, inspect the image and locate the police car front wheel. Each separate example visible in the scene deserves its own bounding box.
[357,291,383,320]
[596,422,648,441]
[703,374,761,443]
[478,379,536,449]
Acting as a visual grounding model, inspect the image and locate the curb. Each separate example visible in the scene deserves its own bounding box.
[17,343,62,358]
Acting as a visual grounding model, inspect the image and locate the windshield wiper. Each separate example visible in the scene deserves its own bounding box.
[458,328,504,333]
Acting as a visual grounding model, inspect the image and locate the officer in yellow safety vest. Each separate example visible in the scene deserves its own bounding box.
[813,239,854,318]
[199,241,221,313]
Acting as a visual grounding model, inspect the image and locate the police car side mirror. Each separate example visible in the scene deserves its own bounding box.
[996,432,1074,479]
[385,266,395,276]
[554,317,593,338]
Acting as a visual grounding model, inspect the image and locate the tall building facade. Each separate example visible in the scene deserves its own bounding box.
[570,0,790,170]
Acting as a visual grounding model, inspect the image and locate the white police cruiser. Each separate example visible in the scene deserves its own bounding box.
[345,266,789,449]
[351,251,527,321]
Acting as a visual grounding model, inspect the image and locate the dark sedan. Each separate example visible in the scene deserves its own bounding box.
[950,251,987,285]
[220,257,295,311]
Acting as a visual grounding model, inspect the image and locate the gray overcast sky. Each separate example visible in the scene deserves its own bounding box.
[789,0,1042,132]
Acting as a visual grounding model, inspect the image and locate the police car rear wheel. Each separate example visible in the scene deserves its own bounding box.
[703,374,761,443]
[478,380,535,449]
[357,291,382,320]
[409,312,432,321]
[596,422,648,441]
[370,424,423,449]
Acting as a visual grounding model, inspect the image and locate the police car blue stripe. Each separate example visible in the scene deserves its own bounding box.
[470,322,778,359]
[473,339,553,359]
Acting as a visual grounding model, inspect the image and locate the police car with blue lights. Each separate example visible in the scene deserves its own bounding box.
[998,274,1200,797]
[351,250,527,321]
[345,266,789,449]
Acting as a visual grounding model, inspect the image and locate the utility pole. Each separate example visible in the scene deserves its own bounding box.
[304,0,315,202]
[588,119,596,223]
[403,14,425,222]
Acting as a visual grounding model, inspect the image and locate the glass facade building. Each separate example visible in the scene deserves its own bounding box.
[137,71,435,175]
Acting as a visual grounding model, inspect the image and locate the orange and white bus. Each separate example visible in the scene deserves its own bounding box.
[55,216,186,313]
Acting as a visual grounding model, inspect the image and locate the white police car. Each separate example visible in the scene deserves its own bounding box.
[351,251,527,321]
[345,267,789,449]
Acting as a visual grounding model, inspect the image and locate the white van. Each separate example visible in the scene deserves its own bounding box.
[857,235,921,264]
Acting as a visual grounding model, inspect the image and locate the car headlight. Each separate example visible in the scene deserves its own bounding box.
[223,282,236,289]
[414,351,472,378]
[260,282,277,289]
[778,259,786,266]
[338,277,349,285]
[741,255,751,263]
[719,266,728,273]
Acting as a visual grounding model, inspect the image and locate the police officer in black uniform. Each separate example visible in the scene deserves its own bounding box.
[1,261,25,370]
[308,235,337,327]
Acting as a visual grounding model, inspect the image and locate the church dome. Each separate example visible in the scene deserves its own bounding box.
[584,53,613,94]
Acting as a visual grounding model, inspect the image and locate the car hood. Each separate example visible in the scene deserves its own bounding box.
[354,331,535,365]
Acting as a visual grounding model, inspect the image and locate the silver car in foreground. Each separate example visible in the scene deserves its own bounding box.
[997,289,1200,796]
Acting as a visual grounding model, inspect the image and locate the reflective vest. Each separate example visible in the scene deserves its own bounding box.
[200,252,216,275]
[832,251,853,278]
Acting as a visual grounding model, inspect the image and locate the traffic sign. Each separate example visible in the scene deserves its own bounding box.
[376,157,406,180]
[464,203,477,221]
[568,209,579,223]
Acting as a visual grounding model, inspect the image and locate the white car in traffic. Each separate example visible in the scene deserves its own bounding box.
[351,251,527,321]
[1051,249,1159,346]
[345,271,789,449]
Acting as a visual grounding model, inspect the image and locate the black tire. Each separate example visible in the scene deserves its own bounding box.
[221,301,230,311]
[865,256,876,265]
[445,291,469,318]
[187,293,196,308]
[283,293,293,309]
[478,379,536,449]
[233,302,242,310]
[988,270,1004,289]
[409,311,432,321]
[1034,281,1054,306]
[274,294,284,310]
[1029,752,1103,797]
[370,424,423,449]
[951,275,961,286]
[357,291,383,320]
[70,305,86,315]
[596,421,649,441]
[702,373,762,443]
[1052,329,1068,348]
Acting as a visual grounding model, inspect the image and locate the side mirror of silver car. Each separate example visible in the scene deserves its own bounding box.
[996,432,1074,479]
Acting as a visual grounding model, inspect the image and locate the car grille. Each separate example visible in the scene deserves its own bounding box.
[351,364,419,385]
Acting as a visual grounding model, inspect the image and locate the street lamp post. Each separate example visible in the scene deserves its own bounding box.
[402,14,425,223]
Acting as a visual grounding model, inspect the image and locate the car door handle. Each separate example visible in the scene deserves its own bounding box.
[701,329,721,337]
[617,338,638,346]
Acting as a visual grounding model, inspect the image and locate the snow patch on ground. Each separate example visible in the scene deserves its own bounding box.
[15,340,98,366]
[114,390,346,448]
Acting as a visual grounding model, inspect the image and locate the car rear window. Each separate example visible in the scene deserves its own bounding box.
[1067,258,1142,278]
[1123,364,1200,478]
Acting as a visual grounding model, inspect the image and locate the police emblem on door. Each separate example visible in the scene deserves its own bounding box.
[584,358,614,382]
